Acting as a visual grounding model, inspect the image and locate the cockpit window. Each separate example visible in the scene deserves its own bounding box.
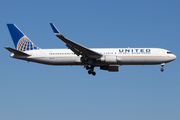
[167,51,172,54]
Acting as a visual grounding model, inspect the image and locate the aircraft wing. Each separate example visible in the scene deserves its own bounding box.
[5,47,30,56]
[50,23,102,59]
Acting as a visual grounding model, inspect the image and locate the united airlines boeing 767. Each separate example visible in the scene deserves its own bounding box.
[5,23,176,76]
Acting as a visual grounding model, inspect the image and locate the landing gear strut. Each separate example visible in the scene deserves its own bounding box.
[160,63,165,72]
[85,65,96,76]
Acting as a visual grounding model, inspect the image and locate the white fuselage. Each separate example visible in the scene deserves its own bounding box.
[11,48,176,66]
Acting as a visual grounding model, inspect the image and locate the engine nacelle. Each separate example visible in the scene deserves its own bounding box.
[100,65,119,72]
[100,55,121,63]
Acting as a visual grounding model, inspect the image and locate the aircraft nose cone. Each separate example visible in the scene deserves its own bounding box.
[174,54,177,60]
[171,54,177,60]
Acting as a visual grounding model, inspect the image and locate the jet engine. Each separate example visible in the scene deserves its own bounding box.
[100,65,119,72]
[99,55,121,64]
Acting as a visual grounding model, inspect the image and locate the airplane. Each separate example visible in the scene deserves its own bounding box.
[5,23,176,76]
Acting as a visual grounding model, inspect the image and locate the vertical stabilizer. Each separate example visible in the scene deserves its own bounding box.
[7,24,39,51]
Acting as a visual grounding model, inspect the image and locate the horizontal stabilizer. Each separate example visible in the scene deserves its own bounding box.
[5,47,30,56]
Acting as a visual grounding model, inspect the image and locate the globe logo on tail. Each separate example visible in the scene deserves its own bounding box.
[17,36,39,51]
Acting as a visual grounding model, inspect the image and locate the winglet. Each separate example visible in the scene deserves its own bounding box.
[50,23,60,34]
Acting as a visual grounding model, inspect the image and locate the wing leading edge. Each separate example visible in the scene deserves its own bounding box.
[50,23,102,59]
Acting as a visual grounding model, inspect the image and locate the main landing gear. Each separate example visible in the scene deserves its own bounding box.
[160,63,165,72]
[85,65,96,76]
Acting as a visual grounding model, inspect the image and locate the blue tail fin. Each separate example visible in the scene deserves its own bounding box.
[7,24,39,51]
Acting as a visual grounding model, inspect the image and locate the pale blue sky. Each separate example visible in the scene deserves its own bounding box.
[0,0,180,120]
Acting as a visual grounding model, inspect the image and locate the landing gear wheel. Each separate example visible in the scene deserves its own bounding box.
[92,72,96,76]
[86,66,90,70]
[88,70,96,76]
[86,65,96,76]
[88,70,91,74]
[160,63,165,72]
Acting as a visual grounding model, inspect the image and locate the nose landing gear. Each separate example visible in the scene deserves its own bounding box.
[160,63,165,72]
